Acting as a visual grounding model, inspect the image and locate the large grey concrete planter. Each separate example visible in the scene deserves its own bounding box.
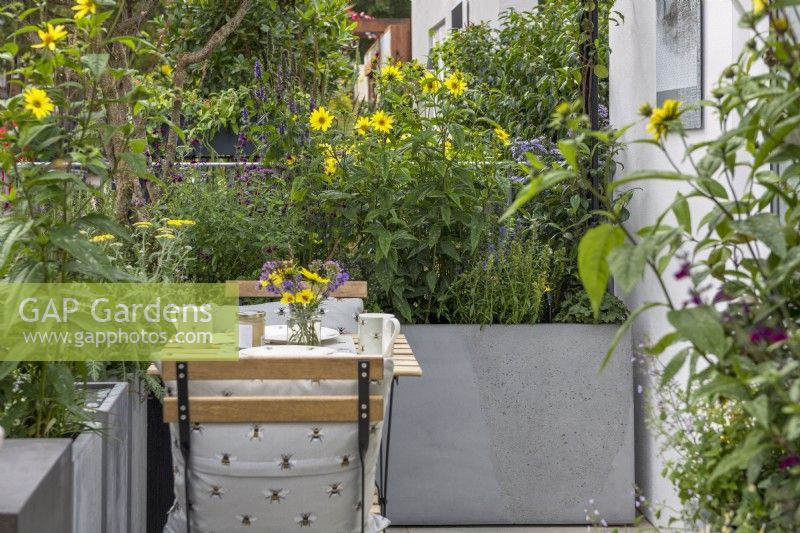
[387,324,634,525]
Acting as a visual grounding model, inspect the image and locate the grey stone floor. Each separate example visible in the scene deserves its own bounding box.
[388,526,656,532]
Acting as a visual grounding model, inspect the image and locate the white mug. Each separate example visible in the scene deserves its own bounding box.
[357,313,400,355]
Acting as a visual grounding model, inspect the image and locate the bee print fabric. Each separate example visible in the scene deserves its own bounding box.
[163,358,393,533]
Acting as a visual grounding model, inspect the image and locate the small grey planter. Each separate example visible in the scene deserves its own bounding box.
[0,381,147,533]
[387,324,634,526]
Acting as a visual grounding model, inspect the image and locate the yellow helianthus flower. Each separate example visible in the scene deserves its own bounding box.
[280,292,296,305]
[301,267,330,284]
[309,106,334,132]
[380,64,404,82]
[420,72,441,93]
[23,88,55,120]
[269,273,284,286]
[371,110,394,134]
[32,24,68,51]
[295,289,315,305]
[166,219,196,227]
[72,0,97,20]
[90,234,115,243]
[160,64,173,76]
[324,156,338,176]
[355,116,371,135]
[646,99,682,141]
[753,0,768,14]
[444,72,466,96]
[260,279,269,287]
[132,221,153,228]
[494,126,511,145]
[319,142,335,157]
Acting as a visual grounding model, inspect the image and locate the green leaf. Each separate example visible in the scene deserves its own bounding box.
[609,170,695,192]
[81,53,110,78]
[660,349,689,387]
[120,152,148,178]
[607,242,647,294]
[695,374,749,400]
[376,229,392,260]
[75,214,131,242]
[594,64,609,79]
[49,226,128,281]
[744,395,769,429]
[667,306,727,355]
[578,224,625,318]
[501,169,574,220]
[599,302,660,371]
[558,139,578,170]
[709,431,768,482]
[672,193,691,232]
[645,331,682,356]
[733,213,787,257]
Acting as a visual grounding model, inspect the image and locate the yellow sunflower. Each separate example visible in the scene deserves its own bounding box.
[32,24,68,51]
[160,64,173,76]
[494,127,511,145]
[646,99,682,141]
[420,72,441,93]
[371,110,394,134]
[309,106,334,132]
[444,72,466,96]
[280,292,296,305]
[380,64,404,82]
[72,0,98,19]
[355,116,371,136]
[23,88,55,120]
[295,289,315,306]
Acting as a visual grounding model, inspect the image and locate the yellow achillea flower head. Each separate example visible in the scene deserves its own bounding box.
[72,0,98,20]
[280,292,296,305]
[370,110,394,134]
[23,88,55,119]
[33,24,68,51]
[160,64,173,76]
[309,107,334,132]
[753,0,768,14]
[444,72,466,96]
[420,72,441,93]
[132,221,153,229]
[494,127,510,145]
[156,232,176,240]
[90,234,115,243]
[355,116,371,136]
[324,156,338,176]
[166,219,196,227]
[295,289,315,305]
[646,99,682,141]
[380,64,404,82]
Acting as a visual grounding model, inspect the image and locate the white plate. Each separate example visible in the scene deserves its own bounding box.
[239,345,336,358]
[262,324,341,344]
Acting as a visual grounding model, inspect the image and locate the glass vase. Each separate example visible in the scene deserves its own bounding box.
[286,311,322,346]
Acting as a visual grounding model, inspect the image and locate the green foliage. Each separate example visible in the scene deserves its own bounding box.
[147,169,301,282]
[0,361,90,438]
[440,236,563,325]
[553,290,628,325]
[431,1,615,138]
[163,0,356,98]
[291,62,511,323]
[504,4,800,528]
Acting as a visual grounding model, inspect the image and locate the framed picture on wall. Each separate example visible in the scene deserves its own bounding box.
[656,0,703,129]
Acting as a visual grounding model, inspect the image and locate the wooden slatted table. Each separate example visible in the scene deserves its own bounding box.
[352,334,422,377]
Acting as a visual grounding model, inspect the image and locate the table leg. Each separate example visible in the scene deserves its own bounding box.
[379,377,397,516]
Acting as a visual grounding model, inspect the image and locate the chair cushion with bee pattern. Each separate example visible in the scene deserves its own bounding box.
[162,358,393,533]
[239,297,364,335]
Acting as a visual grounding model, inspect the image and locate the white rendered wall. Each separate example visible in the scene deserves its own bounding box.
[411,0,537,63]
[609,0,752,525]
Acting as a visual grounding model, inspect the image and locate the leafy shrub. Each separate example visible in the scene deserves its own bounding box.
[440,236,564,325]
[553,291,628,325]
[147,168,302,282]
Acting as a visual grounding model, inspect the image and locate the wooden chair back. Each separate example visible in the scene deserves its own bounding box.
[162,355,384,423]
[227,280,368,299]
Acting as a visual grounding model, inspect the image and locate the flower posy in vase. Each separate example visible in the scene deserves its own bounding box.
[258,260,349,345]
